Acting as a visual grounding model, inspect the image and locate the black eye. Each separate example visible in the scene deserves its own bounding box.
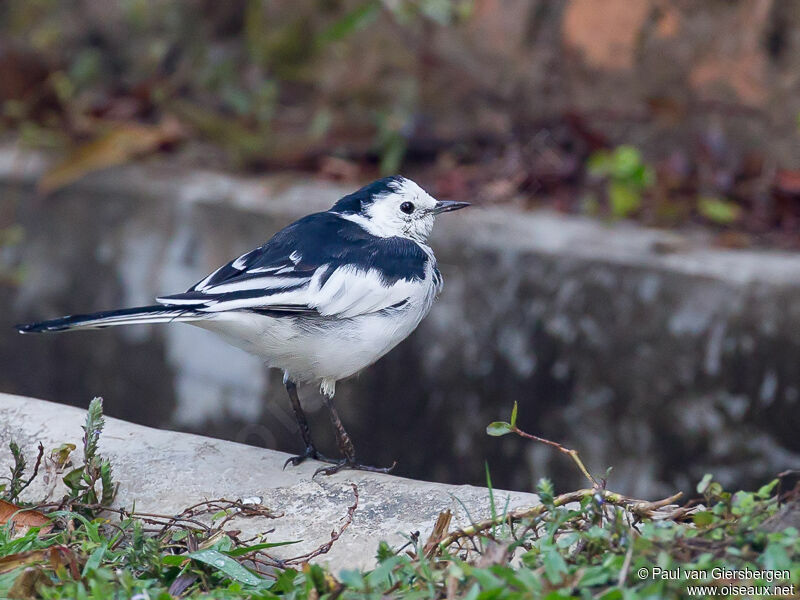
[400,201,415,214]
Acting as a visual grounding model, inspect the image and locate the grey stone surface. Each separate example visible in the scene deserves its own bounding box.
[0,393,538,571]
[1,147,799,499]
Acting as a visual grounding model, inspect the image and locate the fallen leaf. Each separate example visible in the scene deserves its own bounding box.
[0,546,73,576]
[38,117,182,194]
[7,566,50,599]
[0,500,52,537]
[0,551,48,575]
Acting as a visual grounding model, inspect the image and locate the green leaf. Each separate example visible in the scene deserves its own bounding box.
[83,397,105,463]
[5,441,25,501]
[579,565,612,587]
[99,460,116,506]
[486,422,512,437]
[541,544,568,584]
[81,543,107,576]
[696,474,714,494]
[762,542,791,571]
[316,1,380,45]
[225,540,302,557]
[510,402,518,427]
[698,196,741,224]
[365,556,401,587]
[537,478,555,508]
[707,482,724,501]
[611,146,641,176]
[171,530,189,542]
[608,182,641,218]
[691,511,714,527]
[485,462,496,530]
[210,535,234,553]
[731,491,756,515]
[462,584,480,600]
[470,567,504,589]
[587,151,612,176]
[186,549,263,586]
[338,569,365,590]
[162,554,187,567]
[272,568,300,593]
[588,146,653,194]
[756,479,779,499]
[63,467,86,492]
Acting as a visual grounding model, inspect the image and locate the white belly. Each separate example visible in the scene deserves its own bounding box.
[192,290,434,384]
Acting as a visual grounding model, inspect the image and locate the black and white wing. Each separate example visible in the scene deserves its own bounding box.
[157,212,433,319]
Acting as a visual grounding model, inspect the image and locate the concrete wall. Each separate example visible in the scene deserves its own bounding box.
[1,150,799,497]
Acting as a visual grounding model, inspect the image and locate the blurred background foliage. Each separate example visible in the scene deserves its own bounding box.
[3,0,800,244]
[1,0,473,174]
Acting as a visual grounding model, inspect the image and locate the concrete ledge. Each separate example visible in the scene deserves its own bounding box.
[0,393,539,571]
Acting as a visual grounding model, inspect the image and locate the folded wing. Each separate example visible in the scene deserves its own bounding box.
[157,212,431,319]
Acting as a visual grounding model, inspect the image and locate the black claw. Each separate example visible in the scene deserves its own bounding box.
[283,455,304,470]
[313,459,398,478]
[283,447,337,470]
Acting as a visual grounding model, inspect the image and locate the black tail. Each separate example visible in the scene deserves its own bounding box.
[17,305,205,334]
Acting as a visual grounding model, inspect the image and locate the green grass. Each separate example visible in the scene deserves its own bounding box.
[1,399,798,599]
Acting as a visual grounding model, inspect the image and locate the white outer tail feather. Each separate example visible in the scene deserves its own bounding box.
[17,305,207,333]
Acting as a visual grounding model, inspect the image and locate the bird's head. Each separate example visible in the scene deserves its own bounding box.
[330,176,469,242]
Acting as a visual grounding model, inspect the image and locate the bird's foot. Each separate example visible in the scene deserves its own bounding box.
[313,459,398,478]
[283,446,338,470]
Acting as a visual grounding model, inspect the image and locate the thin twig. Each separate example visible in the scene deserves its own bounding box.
[617,527,635,587]
[437,489,682,552]
[279,483,359,565]
[509,426,598,486]
[14,443,45,501]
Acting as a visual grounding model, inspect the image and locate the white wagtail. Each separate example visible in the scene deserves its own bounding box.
[17,176,468,475]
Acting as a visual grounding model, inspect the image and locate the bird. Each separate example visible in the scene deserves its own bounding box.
[17,176,469,476]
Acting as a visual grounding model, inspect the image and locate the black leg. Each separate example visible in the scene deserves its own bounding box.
[313,394,397,477]
[282,380,336,469]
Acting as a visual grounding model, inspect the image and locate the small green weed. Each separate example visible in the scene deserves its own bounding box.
[588,145,655,218]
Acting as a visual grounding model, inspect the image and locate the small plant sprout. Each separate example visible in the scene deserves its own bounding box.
[486,401,598,486]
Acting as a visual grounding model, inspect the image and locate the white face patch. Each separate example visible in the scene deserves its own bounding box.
[344,178,439,241]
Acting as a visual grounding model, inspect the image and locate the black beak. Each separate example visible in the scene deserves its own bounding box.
[433,200,470,214]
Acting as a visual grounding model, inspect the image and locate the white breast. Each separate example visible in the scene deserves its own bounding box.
[192,253,441,386]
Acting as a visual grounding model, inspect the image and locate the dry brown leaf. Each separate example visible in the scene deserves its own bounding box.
[0,546,72,578]
[38,117,182,194]
[0,499,52,537]
[7,566,50,598]
[0,554,44,576]
[774,169,800,196]
[0,550,48,574]
[423,509,452,557]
